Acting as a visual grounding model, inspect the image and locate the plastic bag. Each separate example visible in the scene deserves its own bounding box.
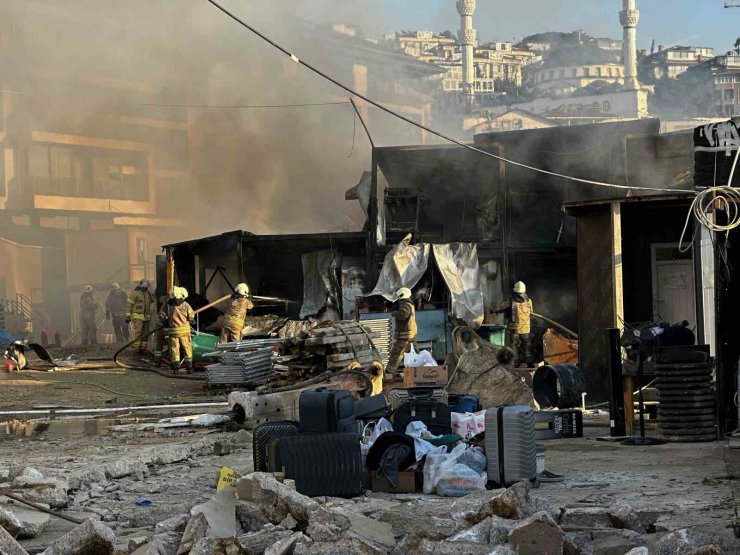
[360,418,394,468]
[403,344,437,367]
[436,463,487,497]
[457,446,487,474]
[451,410,486,439]
[423,442,467,494]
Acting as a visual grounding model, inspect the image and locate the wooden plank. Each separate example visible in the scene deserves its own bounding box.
[326,349,375,362]
[623,375,635,436]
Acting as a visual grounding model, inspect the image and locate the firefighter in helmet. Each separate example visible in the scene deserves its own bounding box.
[494,281,534,367]
[159,286,195,374]
[386,287,417,377]
[219,283,253,344]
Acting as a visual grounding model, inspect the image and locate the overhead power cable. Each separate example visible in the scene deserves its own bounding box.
[205,0,689,194]
[0,88,348,109]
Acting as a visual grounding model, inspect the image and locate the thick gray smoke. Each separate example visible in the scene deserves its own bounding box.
[5,0,445,238]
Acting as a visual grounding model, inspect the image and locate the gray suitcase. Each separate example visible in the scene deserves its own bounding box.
[485,405,536,487]
[387,388,448,410]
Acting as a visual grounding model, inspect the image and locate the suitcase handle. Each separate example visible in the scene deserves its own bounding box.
[406,388,436,399]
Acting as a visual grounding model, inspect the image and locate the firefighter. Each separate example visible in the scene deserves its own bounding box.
[159,286,195,374]
[494,281,534,367]
[126,279,155,354]
[153,291,169,366]
[386,287,417,377]
[219,283,253,344]
[80,285,97,346]
[105,283,129,343]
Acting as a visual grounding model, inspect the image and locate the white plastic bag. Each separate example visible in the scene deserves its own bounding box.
[403,345,437,367]
[423,442,467,494]
[457,446,487,474]
[360,418,394,468]
[451,410,486,439]
[436,463,487,497]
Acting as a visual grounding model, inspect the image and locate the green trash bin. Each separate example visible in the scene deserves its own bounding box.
[479,324,507,347]
[192,333,220,363]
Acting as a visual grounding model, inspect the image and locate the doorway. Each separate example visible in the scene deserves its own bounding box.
[651,243,696,327]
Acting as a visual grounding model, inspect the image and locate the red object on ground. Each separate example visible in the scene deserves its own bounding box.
[3,360,15,373]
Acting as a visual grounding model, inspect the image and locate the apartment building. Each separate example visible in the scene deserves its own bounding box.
[640,45,715,82]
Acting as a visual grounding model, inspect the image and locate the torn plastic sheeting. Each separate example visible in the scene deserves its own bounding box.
[432,243,484,329]
[366,233,429,301]
[299,250,337,319]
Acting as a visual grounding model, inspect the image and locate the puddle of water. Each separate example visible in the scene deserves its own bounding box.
[1,417,151,437]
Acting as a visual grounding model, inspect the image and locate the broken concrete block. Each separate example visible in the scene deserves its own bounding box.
[376,502,460,540]
[8,505,51,538]
[236,524,293,553]
[293,536,384,555]
[624,548,649,555]
[656,528,707,555]
[0,523,29,555]
[232,429,252,446]
[686,546,725,555]
[68,467,107,491]
[560,507,613,530]
[278,514,298,530]
[508,511,568,555]
[11,477,69,509]
[338,509,395,549]
[213,442,232,456]
[265,532,306,555]
[0,506,24,538]
[409,539,501,555]
[104,459,148,480]
[587,530,642,555]
[41,518,116,555]
[178,513,208,555]
[235,501,270,533]
[155,513,189,535]
[449,481,535,524]
[128,536,149,552]
[190,489,237,538]
[189,536,243,555]
[606,504,646,533]
[236,473,319,525]
[150,531,182,555]
[446,516,492,543]
[20,468,44,480]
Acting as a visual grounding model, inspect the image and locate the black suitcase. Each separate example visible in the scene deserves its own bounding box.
[278,433,363,497]
[252,420,300,472]
[395,399,452,436]
[355,394,393,421]
[299,388,356,434]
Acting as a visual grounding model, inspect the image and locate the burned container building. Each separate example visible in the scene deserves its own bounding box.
[370,118,692,345]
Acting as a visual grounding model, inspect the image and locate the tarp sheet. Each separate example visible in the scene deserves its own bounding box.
[432,243,484,329]
[367,234,430,301]
[300,249,336,319]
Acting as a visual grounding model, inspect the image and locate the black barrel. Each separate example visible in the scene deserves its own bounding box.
[533,364,586,409]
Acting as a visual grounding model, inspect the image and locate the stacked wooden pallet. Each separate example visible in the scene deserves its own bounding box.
[268,321,381,386]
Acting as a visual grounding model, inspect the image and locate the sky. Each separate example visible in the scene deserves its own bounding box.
[368,0,739,55]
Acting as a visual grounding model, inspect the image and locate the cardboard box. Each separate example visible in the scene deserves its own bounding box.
[370,471,416,493]
[403,365,448,388]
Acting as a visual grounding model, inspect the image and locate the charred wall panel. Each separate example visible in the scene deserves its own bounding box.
[577,208,615,401]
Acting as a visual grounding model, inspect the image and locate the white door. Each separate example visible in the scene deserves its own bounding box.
[654,261,696,326]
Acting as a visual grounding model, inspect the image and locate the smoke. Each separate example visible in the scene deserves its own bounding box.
[5,0,444,240]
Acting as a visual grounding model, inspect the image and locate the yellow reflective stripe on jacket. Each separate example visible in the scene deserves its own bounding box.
[130,313,149,321]
[167,326,190,337]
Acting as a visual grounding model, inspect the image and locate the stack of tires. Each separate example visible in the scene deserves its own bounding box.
[655,349,716,442]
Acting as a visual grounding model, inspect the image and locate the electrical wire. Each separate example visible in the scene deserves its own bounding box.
[204,0,689,195]
[0,88,350,109]
[679,146,740,252]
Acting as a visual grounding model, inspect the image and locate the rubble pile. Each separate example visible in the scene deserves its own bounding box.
[0,431,730,555]
[267,321,381,386]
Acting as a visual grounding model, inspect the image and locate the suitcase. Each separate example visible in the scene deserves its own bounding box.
[252,420,299,472]
[355,394,393,421]
[535,410,583,440]
[387,388,448,410]
[395,399,452,436]
[485,406,536,487]
[449,394,481,413]
[278,433,363,497]
[299,388,356,434]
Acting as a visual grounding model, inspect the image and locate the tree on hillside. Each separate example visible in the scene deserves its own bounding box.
[734,37,740,56]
